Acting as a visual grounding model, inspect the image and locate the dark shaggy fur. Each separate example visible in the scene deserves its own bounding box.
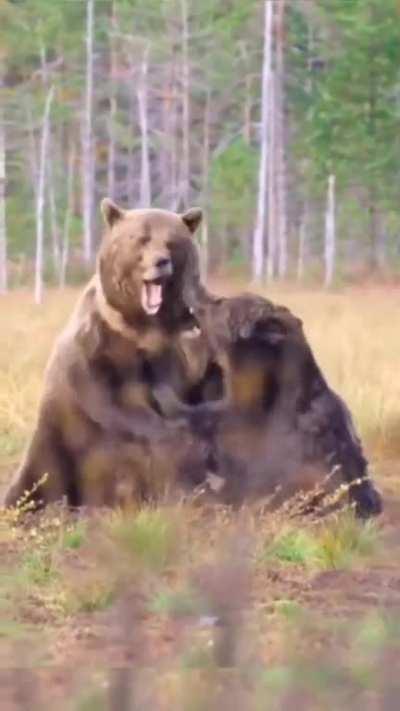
[157,292,383,518]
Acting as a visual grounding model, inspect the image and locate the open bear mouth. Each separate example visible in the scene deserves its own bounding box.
[141,278,165,316]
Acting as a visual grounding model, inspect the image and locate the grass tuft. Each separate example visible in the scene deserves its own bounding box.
[108,508,180,572]
[316,512,380,570]
[261,511,380,571]
[150,586,203,618]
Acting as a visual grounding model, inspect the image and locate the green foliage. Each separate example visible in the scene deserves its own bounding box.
[316,513,380,570]
[62,520,87,550]
[19,548,59,587]
[287,0,400,269]
[3,0,400,282]
[150,586,202,617]
[263,527,320,567]
[109,509,180,571]
[210,138,257,267]
[262,513,380,570]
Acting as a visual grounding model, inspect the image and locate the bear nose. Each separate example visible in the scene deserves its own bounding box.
[155,257,171,269]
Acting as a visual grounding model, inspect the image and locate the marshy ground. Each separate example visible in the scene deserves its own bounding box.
[1,283,400,710]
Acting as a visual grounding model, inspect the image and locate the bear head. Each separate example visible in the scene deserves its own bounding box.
[98,199,203,326]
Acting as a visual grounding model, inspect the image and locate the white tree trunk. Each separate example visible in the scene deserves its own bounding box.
[137,47,151,207]
[161,63,179,210]
[40,41,61,274]
[25,97,38,203]
[48,158,61,273]
[169,63,179,210]
[34,85,55,305]
[180,0,190,207]
[266,69,276,281]
[127,60,137,206]
[243,73,252,145]
[60,140,76,288]
[297,204,308,281]
[276,0,288,279]
[252,0,273,282]
[324,174,336,287]
[200,88,210,277]
[107,1,117,199]
[82,0,95,264]
[0,103,7,294]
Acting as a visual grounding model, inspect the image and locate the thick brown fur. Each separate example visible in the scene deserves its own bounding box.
[157,292,383,519]
[4,201,211,509]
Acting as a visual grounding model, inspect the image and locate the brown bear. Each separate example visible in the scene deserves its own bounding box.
[3,200,212,509]
[156,292,383,519]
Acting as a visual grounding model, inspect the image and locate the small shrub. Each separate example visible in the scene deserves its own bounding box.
[62,520,87,550]
[316,512,380,570]
[261,512,380,571]
[262,527,320,567]
[108,509,180,572]
[19,549,59,587]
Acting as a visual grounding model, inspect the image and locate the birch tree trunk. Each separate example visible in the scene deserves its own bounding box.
[25,97,38,203]
[107,1,117,199]
[297,204,308,281]
[252,0,273,282]
[0,102,7,294]
[180,0,190,208]
[297,21,314,282]
[82,0,95,264]
[276,0,288,279]
[127,60,137,206]
[243,73,252,145]
[169,62,179,210]
[60,140,76,288]
[240,41,252,145]
[324,174,336,288]
[40,41,61,274]
[34,84,55,305]
[200,88,210,277]
[266,68,276,281]
[137,46,151,207]
[48,158,61,274]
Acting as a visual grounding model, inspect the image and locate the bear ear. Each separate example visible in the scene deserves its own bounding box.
[100,198,125,228]
[181,207,203,234]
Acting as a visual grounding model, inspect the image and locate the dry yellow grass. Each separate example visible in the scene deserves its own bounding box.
[1,284,399,492]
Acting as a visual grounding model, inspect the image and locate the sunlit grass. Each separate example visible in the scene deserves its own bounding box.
[261,511,381,571]
[107,508,181,572]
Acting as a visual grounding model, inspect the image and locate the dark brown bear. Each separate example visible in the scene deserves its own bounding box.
[158,292,383,519]
[3,200,211,509]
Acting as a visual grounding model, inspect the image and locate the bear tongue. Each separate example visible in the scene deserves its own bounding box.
[141,282,163,315]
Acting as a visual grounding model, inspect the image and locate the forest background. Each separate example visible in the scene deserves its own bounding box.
[1,0,400,300]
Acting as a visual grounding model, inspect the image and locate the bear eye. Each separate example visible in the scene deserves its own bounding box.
[136,235,150,246]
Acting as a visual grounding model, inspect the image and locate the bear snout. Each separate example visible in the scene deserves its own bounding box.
[155,256,171,270]
[142,254,173,282]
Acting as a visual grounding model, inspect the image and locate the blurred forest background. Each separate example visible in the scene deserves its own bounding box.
[1,0,400,300]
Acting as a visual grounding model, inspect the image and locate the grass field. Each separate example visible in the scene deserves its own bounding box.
[1,284,400,709]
